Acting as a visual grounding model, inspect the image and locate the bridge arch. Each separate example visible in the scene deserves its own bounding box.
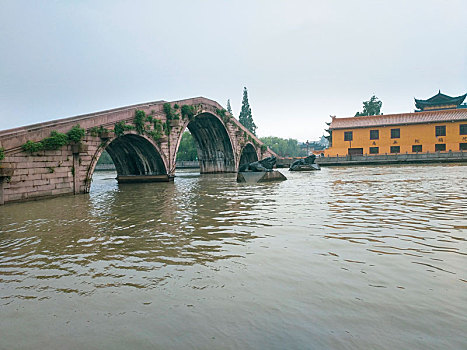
[238,143,259,168]
[174,111,236,173]
[85,131,168,192]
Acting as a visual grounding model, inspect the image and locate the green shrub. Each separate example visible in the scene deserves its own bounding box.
[147,130,162,141]
[42,131,69,150]
[163,103,174,120]
[114,121,134,137]
[216,108,226,118]
[22,126,86,154]
[22,140,44,153]
[89,126,99,137]
[114,122,125,137]
[0,147,5,161]
[153,119,163,132]
[67,124,85,143]
[165,121,171,136]
[261,145,267,153]
[163,103,179,120]
[134,110,146,134]
[89,126,109,137]
[181,105,196,120]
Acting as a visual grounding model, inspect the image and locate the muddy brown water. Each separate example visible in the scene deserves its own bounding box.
[0,164,466,349]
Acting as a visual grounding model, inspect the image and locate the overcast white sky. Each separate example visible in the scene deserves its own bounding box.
[1,0,466,141]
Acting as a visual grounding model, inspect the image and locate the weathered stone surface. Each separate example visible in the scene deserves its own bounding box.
[237,170,287,183]
[0,168,14,177]
[33,179,49,186]
[289,155,320,171]
[55,182,72,189]
[52,188,72,196]
[14,169,29,175]
[289,164,321,171]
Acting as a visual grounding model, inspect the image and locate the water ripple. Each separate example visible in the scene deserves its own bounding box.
[0,165,466,349]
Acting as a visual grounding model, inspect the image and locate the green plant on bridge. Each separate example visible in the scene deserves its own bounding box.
[181,105,197,121]
[43,131,69,150]
[0,147,5,161]
[67,124,86,143]
[261,145,267,153]
[216,108,226,118]
[148,119,165,141]
[134,110,147,134]
[147,130,163,142]
[89,126,109,137]
[22,131,67,153]
[164,122,172,136]
[22,140,44,153]
[163,103,179,121]
[114,121,135,137]
[153,119,163,132]
[216,108,232,125]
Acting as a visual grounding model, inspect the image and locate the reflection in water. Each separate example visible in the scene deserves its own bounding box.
[0,171,275,298]
[0,165,466,349]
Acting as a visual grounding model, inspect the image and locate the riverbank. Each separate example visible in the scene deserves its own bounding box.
[316,151,466,166]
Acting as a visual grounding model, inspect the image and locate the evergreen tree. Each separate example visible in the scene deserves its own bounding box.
[226,99,233,115]
[355,95,382,116]
[238,87,257,135]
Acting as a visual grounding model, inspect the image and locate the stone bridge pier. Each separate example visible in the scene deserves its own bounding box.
[0,97,276,204]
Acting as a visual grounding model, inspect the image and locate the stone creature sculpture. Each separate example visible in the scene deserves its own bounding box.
[289,155,320,171]
[239,156,276,172]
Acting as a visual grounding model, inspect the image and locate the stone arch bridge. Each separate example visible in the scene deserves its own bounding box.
[0,97,276,204]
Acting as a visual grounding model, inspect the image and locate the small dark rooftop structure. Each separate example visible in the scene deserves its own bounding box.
[415,90,466,112]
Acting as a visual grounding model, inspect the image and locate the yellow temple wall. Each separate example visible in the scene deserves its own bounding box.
[325,121,467,156]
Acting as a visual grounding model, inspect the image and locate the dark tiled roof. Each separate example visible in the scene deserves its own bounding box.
[329,108,467,130]
[415,91,466,110]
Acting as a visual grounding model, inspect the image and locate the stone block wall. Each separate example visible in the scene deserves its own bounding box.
[2,148,74,202]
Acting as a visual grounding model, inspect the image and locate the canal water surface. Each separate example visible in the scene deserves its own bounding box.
[0,164,466,349]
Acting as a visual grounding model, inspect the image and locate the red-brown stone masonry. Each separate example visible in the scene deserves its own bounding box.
[3,145,77,202]
[0,98,276,203]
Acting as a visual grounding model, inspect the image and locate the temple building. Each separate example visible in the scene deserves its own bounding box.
[325,91,467,157]
[415,90,467,111]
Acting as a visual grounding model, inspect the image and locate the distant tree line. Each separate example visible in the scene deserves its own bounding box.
[97,150,113,164]
[259,137,307,157]
[176,131,198,161]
